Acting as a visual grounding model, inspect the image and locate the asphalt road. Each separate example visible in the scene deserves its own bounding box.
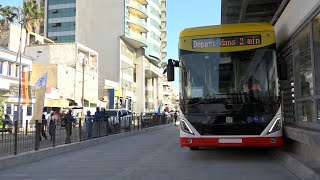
[0,126,299,180]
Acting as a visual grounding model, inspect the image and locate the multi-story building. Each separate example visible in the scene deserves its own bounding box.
[0,47,33,127]
[0,23,53,126]
[0,23,53,52]
[40,0,167,113]
[26,43,100,113]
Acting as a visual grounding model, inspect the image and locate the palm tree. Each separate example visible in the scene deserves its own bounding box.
[20,1,44,52]
[0,5,17,47]
[0,5,17,23]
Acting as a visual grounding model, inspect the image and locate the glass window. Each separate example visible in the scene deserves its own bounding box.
[297,100,315,123]
[6,105,12,115]
[293,25,313,98]
[27,106,32,116]
[313,14,320,95]
[7,63,12,76]
[15,65,19,77]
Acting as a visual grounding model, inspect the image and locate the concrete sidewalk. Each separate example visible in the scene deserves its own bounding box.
[0,126,298,180]
[0,124,171,171]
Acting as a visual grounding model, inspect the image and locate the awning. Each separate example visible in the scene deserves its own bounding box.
[84,98,98,104]
[44,98,69,107]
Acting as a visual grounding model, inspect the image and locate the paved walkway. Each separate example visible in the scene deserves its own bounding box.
[0,126,298,180]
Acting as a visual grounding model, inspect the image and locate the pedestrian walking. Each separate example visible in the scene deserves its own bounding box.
[48,119,55,141]
[40,113,47,140]
[64,110,74,144]
[174,111,179,125]
[84,110,92,139]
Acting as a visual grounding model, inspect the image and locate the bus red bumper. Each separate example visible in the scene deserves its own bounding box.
[180,136,283,147]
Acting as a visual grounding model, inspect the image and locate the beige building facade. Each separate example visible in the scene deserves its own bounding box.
[26,43,100,112]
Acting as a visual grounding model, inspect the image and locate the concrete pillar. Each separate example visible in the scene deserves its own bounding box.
[145,78,153,111]
[153,78,157,110]
[136,50,145,113]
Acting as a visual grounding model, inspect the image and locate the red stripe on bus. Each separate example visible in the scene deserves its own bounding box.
[180,137,283,147]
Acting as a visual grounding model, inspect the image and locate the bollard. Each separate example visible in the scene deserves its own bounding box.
[1,124,4,140]
[119,117,121,134]
[35,120,40,151]
[139,114,141,130]
[129,115,132,132]
[52,119,56,147]
[106,117,109,136]
[13,120,18,155]
[98,120,101,137]
[25,120,28,136]
[89,118,93,139]
[79,118,82,141]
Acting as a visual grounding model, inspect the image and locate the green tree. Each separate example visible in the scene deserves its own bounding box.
[0,5,17,23]
[0,5,17,47]
[20,1,44,52]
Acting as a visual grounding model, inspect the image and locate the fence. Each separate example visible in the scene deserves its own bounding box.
[0,113,173,157]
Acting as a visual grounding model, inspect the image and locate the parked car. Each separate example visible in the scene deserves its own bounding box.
[105,109,131,130]
[0,119,13,134]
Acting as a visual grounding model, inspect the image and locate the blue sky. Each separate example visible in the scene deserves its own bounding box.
[0,0,22,7]
[167,0,221,91]
[1,0,222,92]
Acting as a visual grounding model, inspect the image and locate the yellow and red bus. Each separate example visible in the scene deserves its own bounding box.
[167,23,283,150]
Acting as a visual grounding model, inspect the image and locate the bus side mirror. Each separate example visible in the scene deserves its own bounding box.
[167,59,175,81]
[278,61,287,81]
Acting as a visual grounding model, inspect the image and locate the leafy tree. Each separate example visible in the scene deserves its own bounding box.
[20,1,44,52]
[0,5,17,47]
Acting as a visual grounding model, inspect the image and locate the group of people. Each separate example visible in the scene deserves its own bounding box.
[38,107,180,144]
[84,107,112,139]
[39,110,74,144]
[163,109,180,125]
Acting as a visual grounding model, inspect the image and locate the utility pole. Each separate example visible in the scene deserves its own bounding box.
[82,57,85,116]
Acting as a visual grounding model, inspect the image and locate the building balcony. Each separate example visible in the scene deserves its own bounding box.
[163,90,171,96]
[145,86,153,91]
[161,41,167,49]
[145,60,162,78]
[127,15,148,33]
[161,21,166,30]
[151,0,160,6]
[137,0,148,5]
[161,31,167,39]
[123,30,148,48]
[161,51,167,59]
[161,0,166,10]
[145,97,154,103]
[161,11,166,20]
[127,0,148,19]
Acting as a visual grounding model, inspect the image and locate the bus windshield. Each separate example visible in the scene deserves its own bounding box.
[179,47,280,135]
[181,47,279,102]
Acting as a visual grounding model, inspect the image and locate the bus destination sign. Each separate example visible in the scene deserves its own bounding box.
[192,35,261,49]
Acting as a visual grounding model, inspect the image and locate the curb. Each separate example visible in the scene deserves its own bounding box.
[0,124,172,171]
[271,150,320,180]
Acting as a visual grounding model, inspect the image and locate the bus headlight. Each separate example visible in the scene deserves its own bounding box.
[180,120,194,135]
[268,117,282,134]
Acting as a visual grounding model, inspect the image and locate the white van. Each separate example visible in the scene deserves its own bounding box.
[105,109,131,130]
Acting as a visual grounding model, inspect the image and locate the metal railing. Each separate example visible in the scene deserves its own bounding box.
[0,113,173,157]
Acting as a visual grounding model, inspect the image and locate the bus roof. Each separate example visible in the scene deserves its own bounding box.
[179,22,274,38]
